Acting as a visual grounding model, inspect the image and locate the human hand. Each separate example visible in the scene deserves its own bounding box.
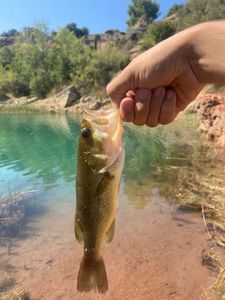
[107,25,205,126]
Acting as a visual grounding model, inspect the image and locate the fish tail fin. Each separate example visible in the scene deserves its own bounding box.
[77,254,108,294]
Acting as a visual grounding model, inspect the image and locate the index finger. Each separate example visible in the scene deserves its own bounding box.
[106,67,135,107]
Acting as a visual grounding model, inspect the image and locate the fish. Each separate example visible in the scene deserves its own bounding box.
[75,108,125,293]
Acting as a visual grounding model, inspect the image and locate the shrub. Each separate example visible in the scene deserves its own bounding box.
[142,20,177,50]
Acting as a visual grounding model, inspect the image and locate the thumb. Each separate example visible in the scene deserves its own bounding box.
[106,65,135,107]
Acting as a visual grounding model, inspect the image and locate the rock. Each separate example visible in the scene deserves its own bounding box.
[56,86,80,108]
[80,96,93,104]
[89,100,103,110]
[195,93,225,146]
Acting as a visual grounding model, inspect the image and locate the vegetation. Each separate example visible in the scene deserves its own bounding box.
[0,277,16,293]
[127,0,159,28]
[0,24,129,100]
[177,0,225,29]
[141,20,177,49]
[0,0,224,100]
[4,289,30,300]
[141,0,225,50]
[65,22,89,38]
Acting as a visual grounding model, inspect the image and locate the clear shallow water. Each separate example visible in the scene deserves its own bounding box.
[0,113,221,299]
[0,113,210,204]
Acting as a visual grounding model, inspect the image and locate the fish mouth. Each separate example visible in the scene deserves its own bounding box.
[83,108,118,129]
[83,108,123,173]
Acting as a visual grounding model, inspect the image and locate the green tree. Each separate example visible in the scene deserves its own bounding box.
[11,26,53,98]
[142,20,177,50]
[1,29,18,37]
[65,23,89,38]
[49,28,92,92]
[127,0,160,28]
[178,0,225,29]
[85,46,130,90]
[0,63,11,97]
[0,47,14,68]
[167,3,184,17]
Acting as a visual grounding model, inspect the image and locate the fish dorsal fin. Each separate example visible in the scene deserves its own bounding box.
[105,219,115,243]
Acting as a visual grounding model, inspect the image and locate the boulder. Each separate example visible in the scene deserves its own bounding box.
[56,86,80,108]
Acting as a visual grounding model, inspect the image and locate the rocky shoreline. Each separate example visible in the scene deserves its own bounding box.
[188,93,225,147]
[0,86,112,114]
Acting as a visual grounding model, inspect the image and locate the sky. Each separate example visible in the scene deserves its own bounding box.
[0,0,186,34]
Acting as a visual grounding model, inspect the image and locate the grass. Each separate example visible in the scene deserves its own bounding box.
[208,270,225,300]
[202,250,225,300]
[0,189,38,237]
[0,104,50,114]
[170,151,225,299]
[1,288,30,300]
[172,163,225,246]
[204,84,225,94]
[0,277,16,293]
[3,288,30,300]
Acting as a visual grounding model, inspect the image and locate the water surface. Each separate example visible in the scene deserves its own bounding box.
[0,113,221,299]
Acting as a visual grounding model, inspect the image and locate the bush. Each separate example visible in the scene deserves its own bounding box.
[177,0,225,29]
[30,69,53,98]
[142,20,177,50]
[0,68,11,97]
[0,47,14,68]
[84,46,130,91]
[127,0,160,27]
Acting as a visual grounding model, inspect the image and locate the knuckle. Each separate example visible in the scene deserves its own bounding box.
[106,83,113,96]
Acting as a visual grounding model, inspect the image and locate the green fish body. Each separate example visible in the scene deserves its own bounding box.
[75,109,124,293]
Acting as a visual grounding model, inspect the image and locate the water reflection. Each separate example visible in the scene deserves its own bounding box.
[0,114,80,191]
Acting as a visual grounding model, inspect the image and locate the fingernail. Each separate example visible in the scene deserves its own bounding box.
[153,88,163,97]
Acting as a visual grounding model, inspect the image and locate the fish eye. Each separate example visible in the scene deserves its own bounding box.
[81,128,91,139]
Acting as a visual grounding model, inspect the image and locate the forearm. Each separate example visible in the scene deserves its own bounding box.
[189,21,225,85]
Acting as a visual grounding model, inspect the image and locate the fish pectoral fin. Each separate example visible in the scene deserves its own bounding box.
[75,219,84,243]
[105,219,115,243]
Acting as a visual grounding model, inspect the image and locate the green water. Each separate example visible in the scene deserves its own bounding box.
[0,113,214,208]
[0,113,223,299]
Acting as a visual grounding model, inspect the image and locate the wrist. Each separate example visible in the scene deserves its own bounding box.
[187,21,225,85]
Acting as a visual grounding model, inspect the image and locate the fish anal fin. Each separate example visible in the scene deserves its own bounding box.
[106,219,115,243]
[75,218,83,243]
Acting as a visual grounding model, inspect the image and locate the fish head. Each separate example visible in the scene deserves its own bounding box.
[79,109,124,173]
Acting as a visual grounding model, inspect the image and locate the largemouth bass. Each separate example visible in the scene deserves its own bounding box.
[75,109,124,293]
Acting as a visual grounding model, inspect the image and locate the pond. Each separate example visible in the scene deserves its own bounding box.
[0,113,222,299]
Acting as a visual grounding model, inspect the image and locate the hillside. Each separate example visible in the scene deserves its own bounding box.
[0,0,224,101]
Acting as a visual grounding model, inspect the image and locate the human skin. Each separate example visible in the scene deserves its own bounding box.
[106,21,225,127]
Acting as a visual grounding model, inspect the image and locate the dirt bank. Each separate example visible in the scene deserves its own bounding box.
[187,93,225,147]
